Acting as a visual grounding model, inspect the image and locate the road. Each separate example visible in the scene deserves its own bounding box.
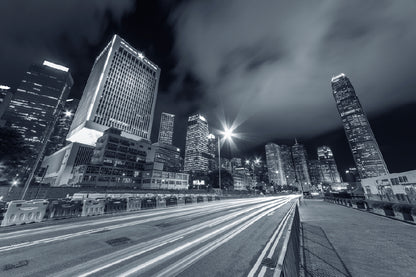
[0,195,299,277]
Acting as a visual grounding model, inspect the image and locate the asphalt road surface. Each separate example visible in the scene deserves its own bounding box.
[0,195,299,277]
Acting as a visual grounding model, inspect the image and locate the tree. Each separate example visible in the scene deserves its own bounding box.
[208,169,234,191]
[0,127,33,183]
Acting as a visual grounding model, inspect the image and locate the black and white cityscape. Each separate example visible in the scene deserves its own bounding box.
[0,1,415,276]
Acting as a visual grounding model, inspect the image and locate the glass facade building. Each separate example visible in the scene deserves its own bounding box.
[292,141,311,191]
[317,146,341,183]
[184,114,209,172]
[45,99,79,156]
[265,143,296,188]
[158,112,175,145]
[2,61,73,174]
[331,73,389,179]
[67,34,160,145]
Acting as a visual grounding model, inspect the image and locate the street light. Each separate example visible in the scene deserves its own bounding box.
[64,110,73,117]
[218,126,235,192]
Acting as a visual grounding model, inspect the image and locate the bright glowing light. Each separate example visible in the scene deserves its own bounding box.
[207,133,215,139]
[245,160,250,165]
[255,158,260,164]
[12,180,18,186]
[199,115,206,122]
[222,126,235,141]
[64,110,73,117]
[43,60,69,72]
[331,73,345,82]
[0,85,10,90]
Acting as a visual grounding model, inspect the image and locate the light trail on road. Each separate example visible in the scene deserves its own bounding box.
[0,195,299,277]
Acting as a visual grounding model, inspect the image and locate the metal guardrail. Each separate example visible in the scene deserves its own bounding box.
[274,203,300,277]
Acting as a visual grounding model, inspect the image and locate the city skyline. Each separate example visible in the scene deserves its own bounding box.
[0,1,415,175]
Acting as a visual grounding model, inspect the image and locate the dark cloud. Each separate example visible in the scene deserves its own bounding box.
[168,0,416,143]
[0,0,135,88]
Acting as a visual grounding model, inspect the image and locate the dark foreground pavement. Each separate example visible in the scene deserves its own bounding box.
[299,199,416,277]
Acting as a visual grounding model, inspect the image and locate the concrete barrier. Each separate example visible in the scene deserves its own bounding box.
[127,197,141,211]
[104,198,127,214]
[81,199,105,217]
[1,199,48,226]
[44,199,83,220]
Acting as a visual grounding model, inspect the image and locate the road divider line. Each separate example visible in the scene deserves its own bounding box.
[248,200,298,277]
[57,198,290,277]
[153,199,294,277]
[117,199,293,277]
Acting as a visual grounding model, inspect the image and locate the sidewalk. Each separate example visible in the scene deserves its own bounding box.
[299,199,416,277]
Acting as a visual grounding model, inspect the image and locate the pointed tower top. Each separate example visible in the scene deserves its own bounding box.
[294,138,298,145]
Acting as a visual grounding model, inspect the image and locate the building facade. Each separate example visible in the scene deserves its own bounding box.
[184,114,209,172]
[331,73,388,179]
[265,143,297,188]
[0,85,13,126]
[67,34,160,145]
[158,112,175,145]
[2,61,73,176]
[45,99,79,156]
[317,146,341,184]
[292,141,311,191]
[39,142,94,186]
[207,133,217,172]
[152,142,182,172]
[361,170,416,203]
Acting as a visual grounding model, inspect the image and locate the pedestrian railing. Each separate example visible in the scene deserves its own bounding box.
[274,203,301,277]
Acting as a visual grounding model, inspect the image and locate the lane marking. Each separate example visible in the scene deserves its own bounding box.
[153,199,294,277]
[117,199,293,277]
[58,198,289,277]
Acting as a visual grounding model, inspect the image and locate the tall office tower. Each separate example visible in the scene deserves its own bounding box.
[308,159,323,187]
[158,112,175,145]
[67,34,160,145]
[2,61,73,173]
[265,143,297,187]
[0,85,13,126]
[184,114,209,172]
[45,99,79,156]
[265,143,282,186]
[331,73,388,178]
[317,146,341,183]
[207,133,217,171]
[292,140,311,191]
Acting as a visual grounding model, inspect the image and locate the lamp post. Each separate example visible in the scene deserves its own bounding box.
[217,126,234,192]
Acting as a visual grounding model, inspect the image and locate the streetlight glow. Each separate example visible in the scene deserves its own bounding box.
[64,110,73,117]
[222,126,234,141]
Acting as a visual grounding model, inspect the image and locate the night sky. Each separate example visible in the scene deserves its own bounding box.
[1,0,415,175]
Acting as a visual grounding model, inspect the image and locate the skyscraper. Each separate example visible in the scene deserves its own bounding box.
[45,99,79,156]
[184,114,209,172]
[2,61,73,174]
[207,133,217,171]
[0,85,12,126]
[317,146,341,183]
[331,73,389,178]
[158,112,175,145]
[265,143,296,188]
[292,140,311,191]
[265,143,282,186]
[67,34,160,145]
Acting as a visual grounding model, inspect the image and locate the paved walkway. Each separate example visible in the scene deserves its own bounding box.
[299,199,416,277]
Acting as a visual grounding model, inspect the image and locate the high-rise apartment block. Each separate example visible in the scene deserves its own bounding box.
[331,73,388,179]
[184,114,209,172]
[67,34,160,145]
[158,112,175,145]
[2,61,73,172]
